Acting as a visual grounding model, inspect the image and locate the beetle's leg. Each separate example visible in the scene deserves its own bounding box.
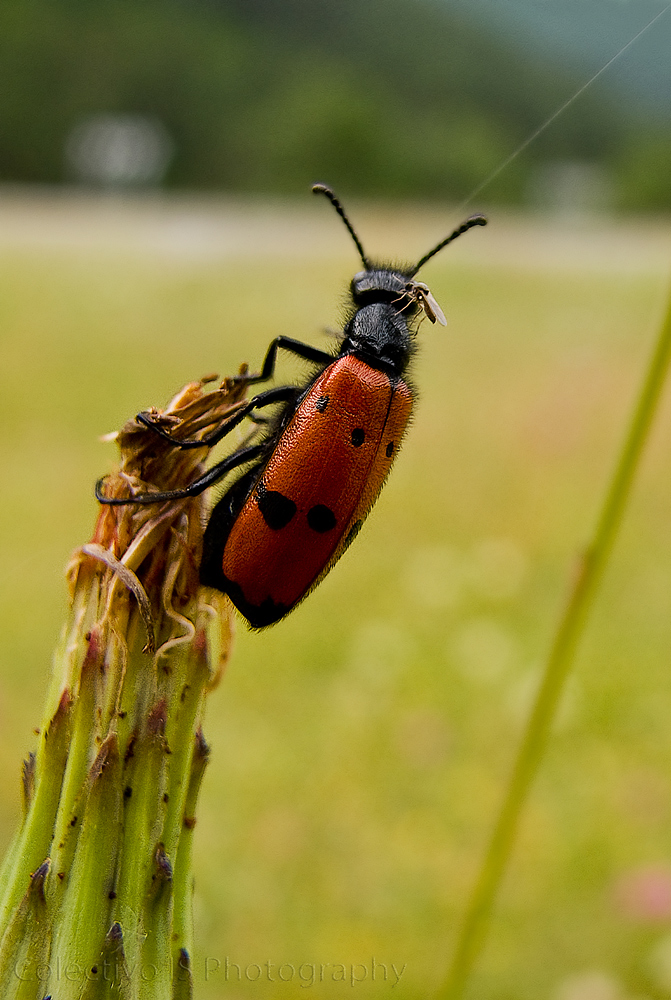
[96,444,266,507]
[136,384,299,450]
[237,335,333,385]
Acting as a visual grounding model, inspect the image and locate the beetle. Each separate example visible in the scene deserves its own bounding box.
[96,184,486,628]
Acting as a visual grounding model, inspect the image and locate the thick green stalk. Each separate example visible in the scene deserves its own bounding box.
[440,286,671,999]
[0,375,248,1000]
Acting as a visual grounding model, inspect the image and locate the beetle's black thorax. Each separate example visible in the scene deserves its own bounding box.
[341,266,417,375]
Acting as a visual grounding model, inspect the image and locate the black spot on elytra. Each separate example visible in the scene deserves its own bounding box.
[257,482,296,530]
[351,428,365,447]
[345,520,363,546]
[222,575,290,629]
[307,505,337,533]
[315,395,329,412]
[385,441,394,458]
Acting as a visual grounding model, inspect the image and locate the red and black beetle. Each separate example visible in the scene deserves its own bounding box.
[97,185,486,628]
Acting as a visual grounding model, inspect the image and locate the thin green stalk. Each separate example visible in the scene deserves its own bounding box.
[439,285,671,1000]
[172,729,210,979]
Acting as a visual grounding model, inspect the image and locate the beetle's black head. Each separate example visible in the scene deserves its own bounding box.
[342,298,415,373]
[344,266,421,373]
[350,267,417,314]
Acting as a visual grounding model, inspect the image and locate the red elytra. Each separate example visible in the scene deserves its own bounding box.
[219,355,413,625]
[96,185,486,628]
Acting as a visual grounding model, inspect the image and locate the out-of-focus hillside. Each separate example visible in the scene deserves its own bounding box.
[464,0,671,116]
[0,0,669,209]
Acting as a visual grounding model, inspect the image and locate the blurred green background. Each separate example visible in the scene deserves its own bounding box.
[0,0,670,208]
[1,1,671,998]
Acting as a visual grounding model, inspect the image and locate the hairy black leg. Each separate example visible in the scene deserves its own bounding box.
[237,335,332,385]
[136,384,298,450]
[95,443,265,506]
[136,337,331,451]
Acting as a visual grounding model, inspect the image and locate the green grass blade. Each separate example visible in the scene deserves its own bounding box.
[439,283,671,1000]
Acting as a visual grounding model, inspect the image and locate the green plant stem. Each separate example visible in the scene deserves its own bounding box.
[439,285,671,1000]
[0,376,246,1000]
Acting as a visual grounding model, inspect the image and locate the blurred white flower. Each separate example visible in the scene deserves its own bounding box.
[648,930,671,990]
[404,544,463,610]
[553,970,624,1000]
[65,114,173,186]
[466,536,527,601]
[451,616,518,683]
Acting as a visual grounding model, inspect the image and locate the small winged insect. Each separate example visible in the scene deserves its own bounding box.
[97,184,486,628]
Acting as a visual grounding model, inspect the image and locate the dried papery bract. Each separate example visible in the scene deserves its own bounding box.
[0,371,251,1000]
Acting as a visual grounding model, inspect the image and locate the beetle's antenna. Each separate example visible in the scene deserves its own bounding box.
[312,183,370,270]
[410,214,487,277]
